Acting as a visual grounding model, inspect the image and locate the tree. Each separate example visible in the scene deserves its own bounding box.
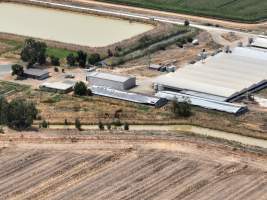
[107,49,113,57]
[7,99,38,130]
[50,56,60,66]
[76,50,87,67]
[75,118,82,131]
[0,96,8,125]
[98,121,104,130]
[11,64,24,78]
[66,53,76,66]
[20,38,47,67]
[54,67,59,72]
[88,53,101,65]
[41,120,48,128]
[124,122,129,131]
[172,99,192,118]
[74,81,87,96]
[184,20,190,26]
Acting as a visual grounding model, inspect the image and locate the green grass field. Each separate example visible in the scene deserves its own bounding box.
[97,0,267,22]
[46,47,77,59]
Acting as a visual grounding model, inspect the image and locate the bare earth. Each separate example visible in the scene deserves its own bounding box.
[0,130,267,200]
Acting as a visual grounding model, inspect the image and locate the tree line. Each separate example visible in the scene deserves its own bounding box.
[19,38,102,68]
[0,97,38,130]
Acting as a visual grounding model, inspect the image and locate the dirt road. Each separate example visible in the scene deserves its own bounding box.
[0,130,267,200]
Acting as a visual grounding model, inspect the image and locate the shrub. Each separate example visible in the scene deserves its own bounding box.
[66,53,76,66]
[7,98,38,130]
[106,123,111,130]
[11,64,24,77]
[74,81,87,96]
[21,38,47,66]
[41,120,48,128]
[184,20,190,26]
[98,121,104,130]
[172,99,192,118]
[88,53,101,65]
[124,123,129,131]
[76,50,87,68]
[50,56,60,66]
[75,118,82,131]
[187,37,193,43]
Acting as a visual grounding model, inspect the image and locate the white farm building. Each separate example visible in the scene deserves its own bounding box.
[154,46,267,114]
[86,72,136,90]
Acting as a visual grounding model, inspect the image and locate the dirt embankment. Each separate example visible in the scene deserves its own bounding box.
[0,130,267,200]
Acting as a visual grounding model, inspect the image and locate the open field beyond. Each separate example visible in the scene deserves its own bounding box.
[95,0,267,22]
[0,131,267,200]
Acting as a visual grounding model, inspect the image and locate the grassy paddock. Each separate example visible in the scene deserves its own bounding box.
[0,81,29,96]
[97,0,267,22]
[46,47,77,59]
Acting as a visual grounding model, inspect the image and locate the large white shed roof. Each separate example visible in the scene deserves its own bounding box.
[87,72,134,83]
[155,47,267,101]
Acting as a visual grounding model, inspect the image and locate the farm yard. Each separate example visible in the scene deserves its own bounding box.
[0,130,267,200]
[96,0,267,22]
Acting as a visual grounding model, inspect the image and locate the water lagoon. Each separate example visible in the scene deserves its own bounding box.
[0,3,153,47]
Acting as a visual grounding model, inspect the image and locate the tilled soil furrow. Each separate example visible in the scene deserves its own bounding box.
[0,151,28,166]
[223,175,267,200]
[119,161,198,200]
[46,153,138,200]
[53,152,162,200]
[1,154,85,199]
[0,152,68,189]
[87,157,174,200]
[152,167,213,200]
[239,182,267,200]
[0,151,48,179]
[112,161,190,200]
[41,154,117,200]
[19,154,107,200]
[77,153,168,199]
[185,174,261,200]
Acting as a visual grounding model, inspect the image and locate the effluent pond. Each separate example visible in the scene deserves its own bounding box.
[0,2,153,47]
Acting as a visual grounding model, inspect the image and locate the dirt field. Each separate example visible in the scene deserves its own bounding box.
[0,130,267,200]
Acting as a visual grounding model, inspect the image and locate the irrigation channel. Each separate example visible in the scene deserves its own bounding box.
[48,124,267,149]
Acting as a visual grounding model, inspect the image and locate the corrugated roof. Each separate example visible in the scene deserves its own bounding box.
[24,68,49,76]
[87,72,134,83]
[156,91,247,114]
[90,85,165,106]
[155,47,267,100]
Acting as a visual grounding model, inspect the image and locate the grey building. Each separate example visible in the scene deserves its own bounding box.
[86,72,136,90]
[24,68,49,80]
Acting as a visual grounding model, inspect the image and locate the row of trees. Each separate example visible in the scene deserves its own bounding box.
[0,97,38,130]
[20,39,102,68]
[66,51,101,67]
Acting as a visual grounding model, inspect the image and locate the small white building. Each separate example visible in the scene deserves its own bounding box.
[86,72,136,90]
[40,81,75,93]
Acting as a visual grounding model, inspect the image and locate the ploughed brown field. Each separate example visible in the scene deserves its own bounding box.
[0,131,267,200]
